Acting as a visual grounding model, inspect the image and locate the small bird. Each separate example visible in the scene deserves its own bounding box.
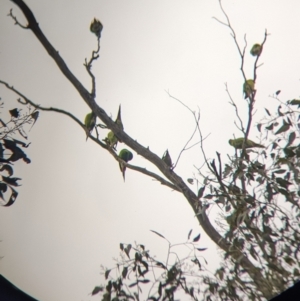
[103,106,124,147]
[84,112,96,140]
[162,149,172,168]
[229,138,265,149]
[250,44,262,56]
[90,18,103,38]
[105,131,118,149]
[118,149,133,181]
[243,80,255,99]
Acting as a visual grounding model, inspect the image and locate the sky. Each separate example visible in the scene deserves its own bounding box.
[1,0,300,300]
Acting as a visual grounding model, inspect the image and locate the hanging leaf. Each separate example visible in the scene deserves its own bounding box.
[275,120,290,135]
[271,142,278,151]
[105,269,111,280]
[155,261,166,269]
[277,105,284,116]
[138,279,150,284]
[276,177,292,188]
[215,198,225,205]
[9,108,19,118]
[289,99,300,106]
[0,183,7,200]
[124,244,132,258]
[3,139,31,163]
[225,204,231,212]
[193,233,201,242]
[91,286,103,295]
[12,138,30,148]
[128,281,138,288]
[122,267,128,279]
[9,146,31,163]
[0,164,13,176]
[30,111,39,131]
[273,169,286,174]
[196,247,207,252]
[265,108,271,116]
[284,256,296,266]
[275,90,281,95]
[198,186,205,198]
[265,123,274,131]
[3,186,18,207]
[150,230,165,239]
[2,176,21,186]
[17,127,28,139]
[158,282,162,296]
[257,123,262,132]
[286,132,296,147]
[187,229,193,240]
[187,178,194,184]
[283,148,295,158]
[0,119,7,127]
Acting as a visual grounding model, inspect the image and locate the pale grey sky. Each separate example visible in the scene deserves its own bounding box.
[1,1,300,300]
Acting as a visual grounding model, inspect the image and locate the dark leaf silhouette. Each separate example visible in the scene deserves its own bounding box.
[17,127,28,139]
[286,132,296,147]
[91,286,103,295]
[193,233,201,242]
[257,123,262,132]
[265,123,274,131]
[1,186,18,207]
[289,99,300,106]
[188,229,193,240]
[197,248,208,252]
[9,108,19,118]
[275,120,290,135]
[2,176,21,186]
[150,230,165,239]
[277,106,284,116]
[198,186,205,198]
[0,119,7,127]
[29,111,39,131]
[124,244,131,258]
[0,164,13,176]
[265,108,271,116]
[122,267,128,279]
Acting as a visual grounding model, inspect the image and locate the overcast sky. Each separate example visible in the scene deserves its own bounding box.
[1,1,300,300]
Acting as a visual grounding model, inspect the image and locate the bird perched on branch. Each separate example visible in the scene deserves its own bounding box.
[229,138,265,149]
[105,131,118,149]
[90,18,103,38]
[118,149,133,181]
[243,79,255,99]
[104,105,123,148]
[162,149,172,168]
[84,112,96,140]
[250,44,262,56]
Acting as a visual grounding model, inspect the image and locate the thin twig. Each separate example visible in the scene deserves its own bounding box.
[8,8,28,29]
[84,38,101,98]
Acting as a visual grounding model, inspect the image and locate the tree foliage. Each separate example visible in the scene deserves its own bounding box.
[0,99,36,206]
[91,230,207,301]
[1,1,300,300]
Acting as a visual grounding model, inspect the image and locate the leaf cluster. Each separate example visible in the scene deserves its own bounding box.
[0,103,37,206]
[92,230,207,301]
